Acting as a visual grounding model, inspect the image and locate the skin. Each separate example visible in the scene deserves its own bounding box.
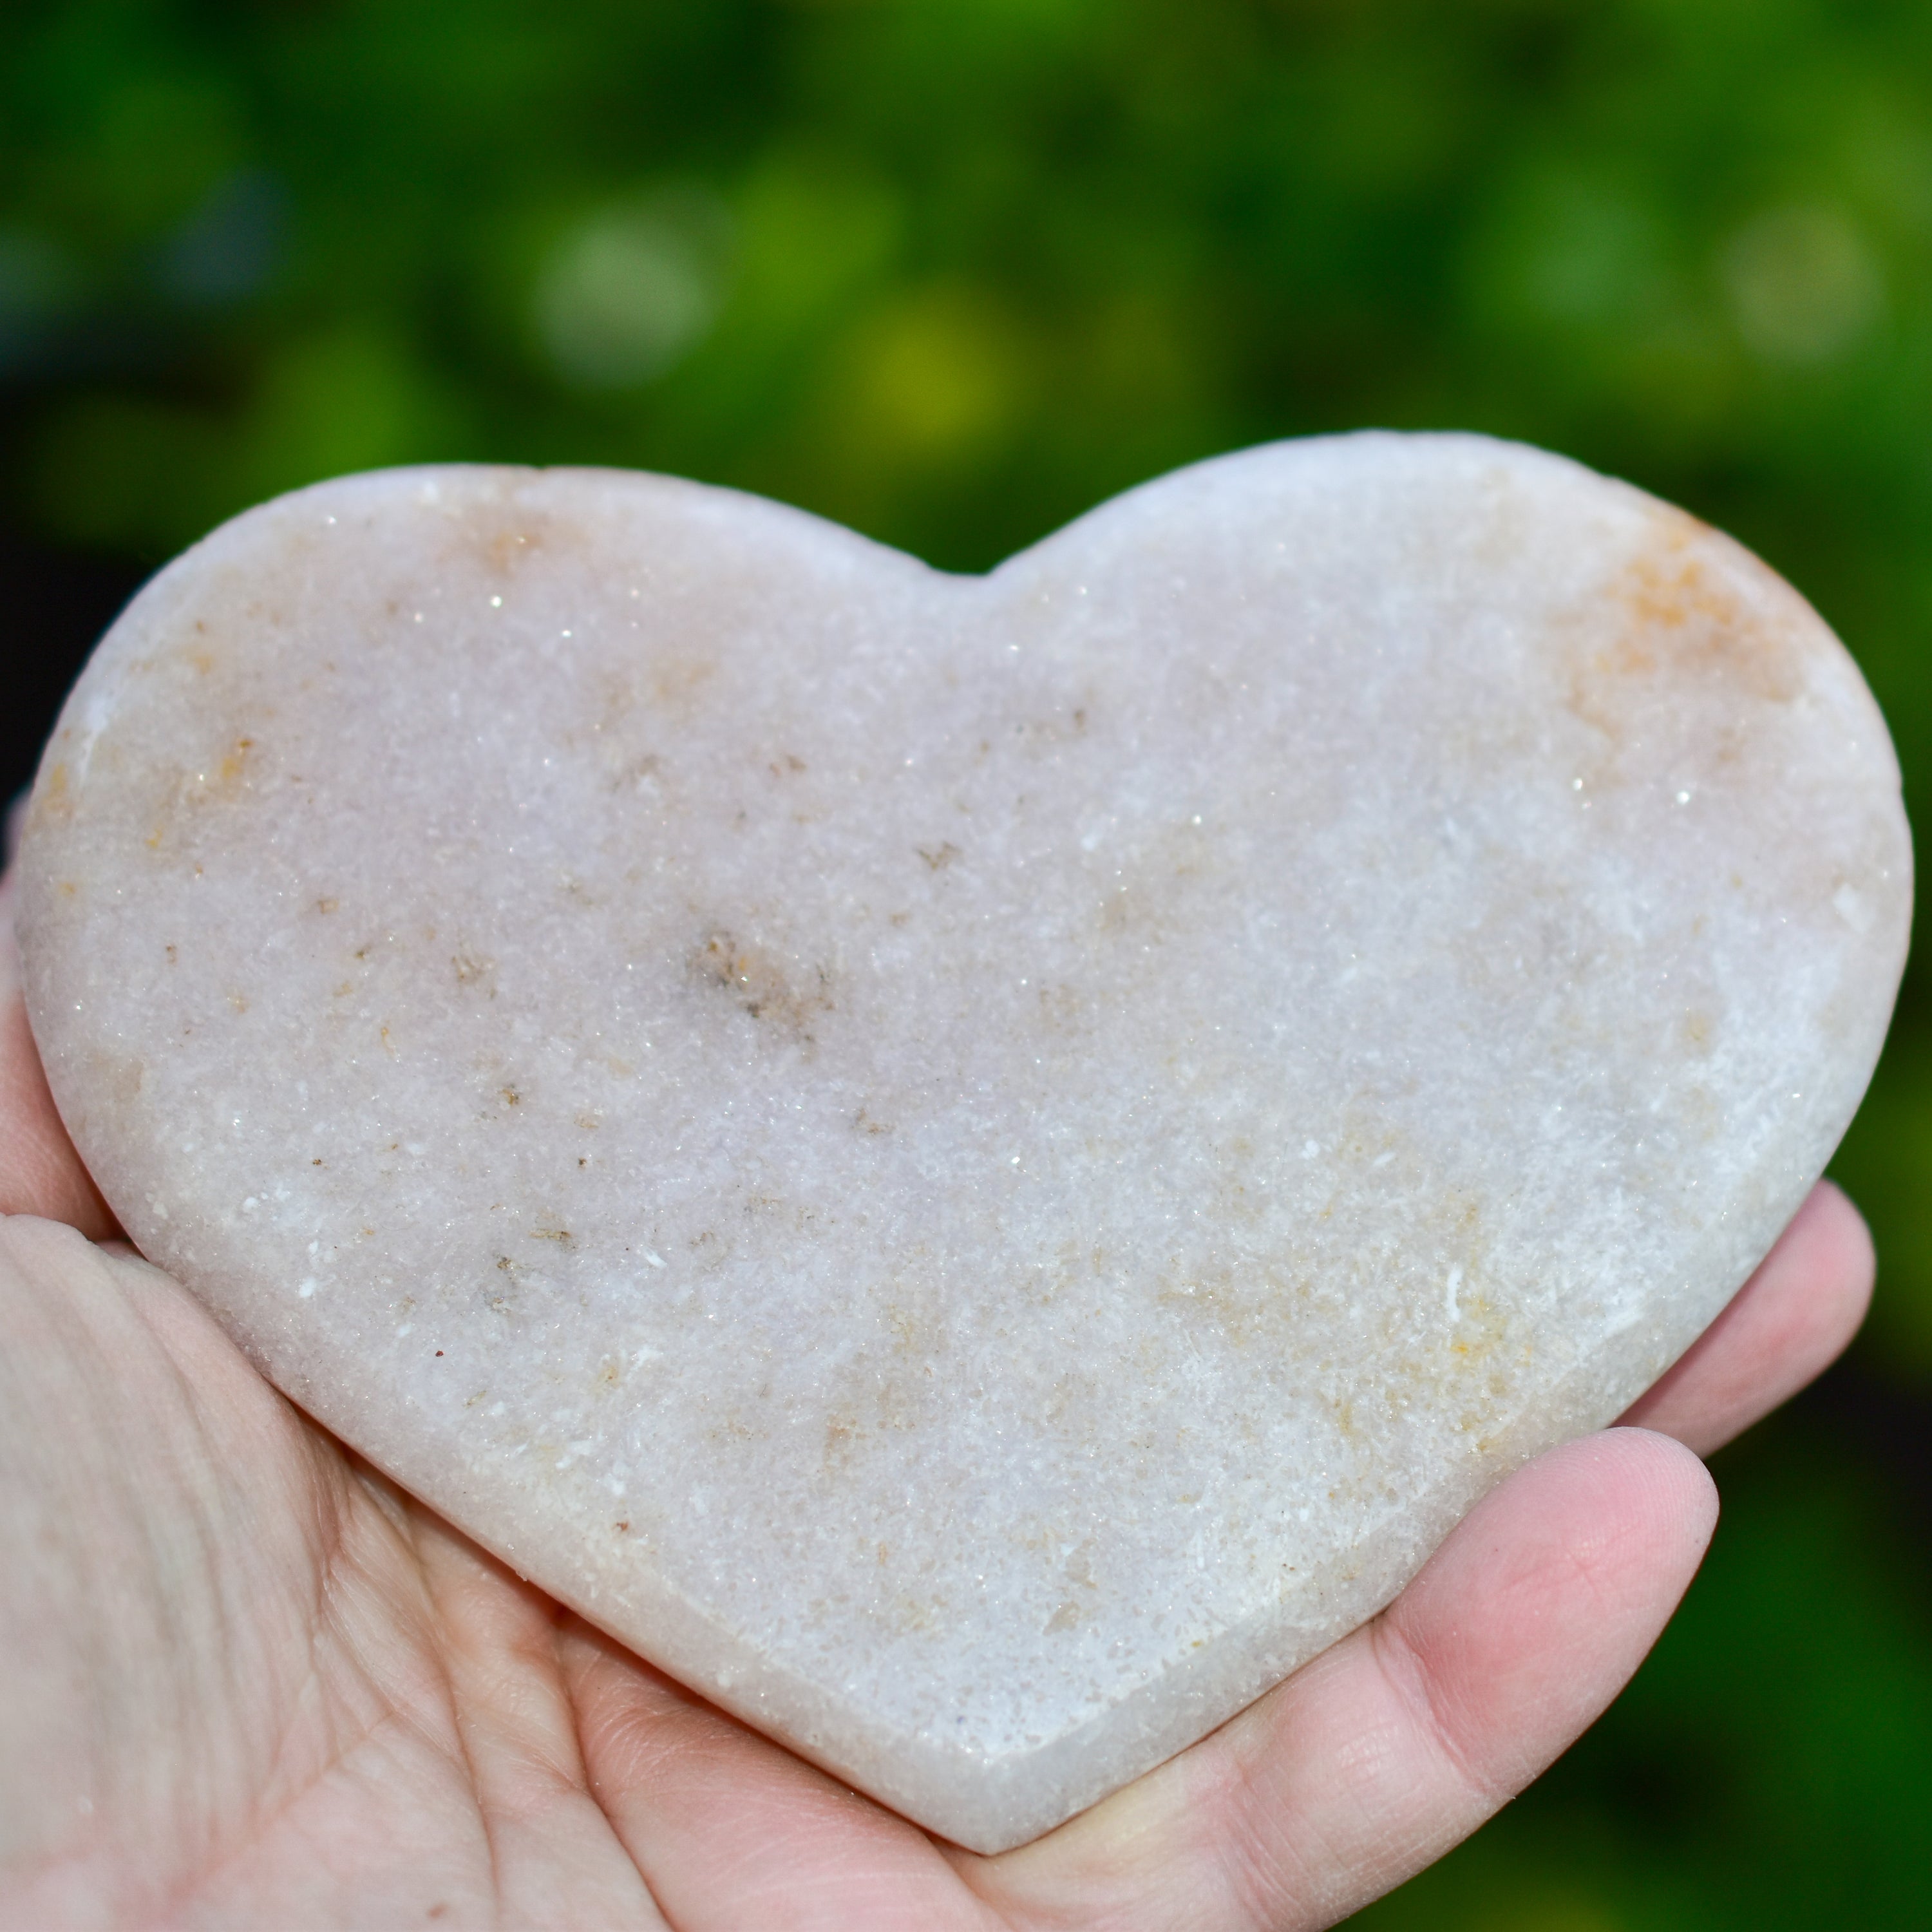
[0,862,1875,1931]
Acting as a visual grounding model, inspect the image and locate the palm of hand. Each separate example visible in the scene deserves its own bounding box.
[0,879,1874,1932]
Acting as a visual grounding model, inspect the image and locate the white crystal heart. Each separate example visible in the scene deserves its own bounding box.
[16,434,1909,1852]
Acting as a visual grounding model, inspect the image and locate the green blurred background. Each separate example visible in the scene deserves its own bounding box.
[3,1,1929,1922]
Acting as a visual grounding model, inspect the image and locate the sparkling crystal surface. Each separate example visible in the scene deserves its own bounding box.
[15,435,1909,1851]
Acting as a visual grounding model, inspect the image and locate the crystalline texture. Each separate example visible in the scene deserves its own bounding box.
[15,434,1910,1852]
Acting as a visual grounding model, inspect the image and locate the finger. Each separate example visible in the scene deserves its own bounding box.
[562,1625,995,1932]
[0,872,120,1240]
[969,1428,1716,1932]
[397,1508,672,1927]
[1616,1180,1872,1457]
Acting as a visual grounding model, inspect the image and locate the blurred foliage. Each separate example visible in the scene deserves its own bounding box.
[5,1,1932,1923]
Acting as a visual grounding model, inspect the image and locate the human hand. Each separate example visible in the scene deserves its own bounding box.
[0,853,1873,1931]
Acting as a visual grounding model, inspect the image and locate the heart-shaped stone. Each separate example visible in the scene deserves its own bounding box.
[16,434,1908,1852]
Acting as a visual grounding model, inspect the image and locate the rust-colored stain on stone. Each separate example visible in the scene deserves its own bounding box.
[36,762,71,823]
[1558,509,1815,775]
[1587,511,1804,710]
[692,928,831,1043]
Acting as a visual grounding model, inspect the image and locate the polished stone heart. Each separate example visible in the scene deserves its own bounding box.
[16,435,1909,1852]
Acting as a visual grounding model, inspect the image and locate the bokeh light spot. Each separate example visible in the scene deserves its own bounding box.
[1721,202,1882,366]
[534,190,734,391]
